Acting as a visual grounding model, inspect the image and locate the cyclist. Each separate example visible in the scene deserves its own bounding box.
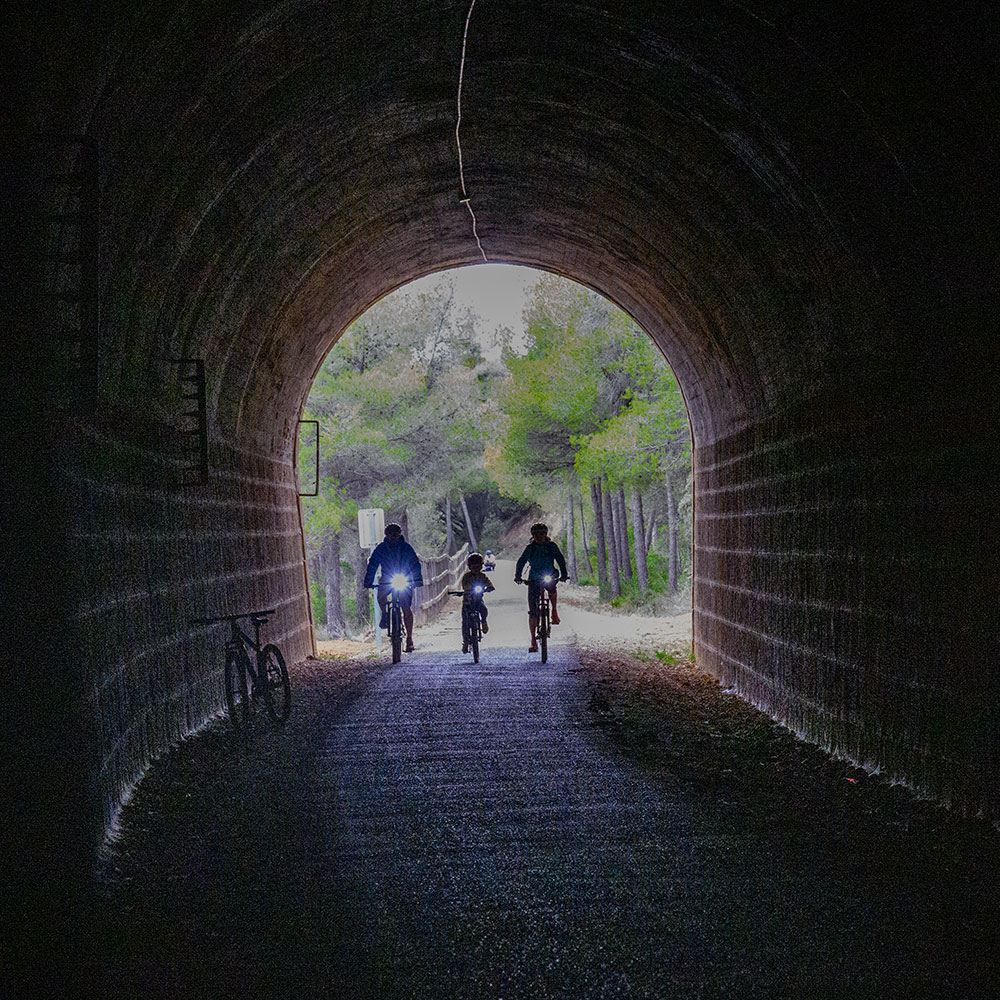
[514,522,569,652]
[364,522,424,652]
[459,552,495,653]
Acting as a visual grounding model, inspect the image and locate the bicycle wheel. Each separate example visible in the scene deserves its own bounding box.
[471,617,480,663]
[260,643,291,723]
[224,647,250,734]
[390,603,403,663]
[540,601,549,663]
[461,608,472,653]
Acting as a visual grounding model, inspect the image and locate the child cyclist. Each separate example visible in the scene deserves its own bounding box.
[514,522,569,652]
[459,552,495,653]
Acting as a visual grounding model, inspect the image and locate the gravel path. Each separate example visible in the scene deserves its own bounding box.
[91,565,1000,999]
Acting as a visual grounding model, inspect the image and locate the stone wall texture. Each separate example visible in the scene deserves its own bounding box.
[695,401,997,817]
[5,1,998,894]
[66,423,314,837]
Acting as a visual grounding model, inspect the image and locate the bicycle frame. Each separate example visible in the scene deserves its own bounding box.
[449,586,486,661]
[462,592,485,639]
[224,617,267,689]
[531,575,554,662]
[382,575,411,663]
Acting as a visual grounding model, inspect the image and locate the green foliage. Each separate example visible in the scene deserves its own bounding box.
[300,267,692,616]
[489,277,617,489]
[302,275,499,552]
[654,643,696,666]
[310,577,326,625]
[342,573,358,623]
[491,272,691,504]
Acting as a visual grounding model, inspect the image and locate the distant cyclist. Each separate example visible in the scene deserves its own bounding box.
[514,522,568,652]
[364,522,424,652]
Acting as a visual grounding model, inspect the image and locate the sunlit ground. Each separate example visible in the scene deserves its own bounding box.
[315,560,693,661]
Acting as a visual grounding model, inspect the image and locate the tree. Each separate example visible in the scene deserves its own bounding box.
[492,272,693,606]
[629,484,649,595]
[590,478,609,597]
[301,281,478,628]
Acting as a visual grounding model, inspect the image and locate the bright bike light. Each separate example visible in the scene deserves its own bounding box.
[473,585,483,594]
[543,574,553,584]
[390,573,410,591]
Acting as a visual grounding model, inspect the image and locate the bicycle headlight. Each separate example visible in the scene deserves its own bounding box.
[543,574,553,584]
[390,573,410,591]
[473,585,483,594]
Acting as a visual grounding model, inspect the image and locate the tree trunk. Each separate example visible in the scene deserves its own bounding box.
[603,478,621,598]
[666,471,679,593]
[354,533,372,630]
[398,510,409,540]
[645,494,656,552]
[629,485,649,595]
[444,494,454,554]
[459,492,478,551]
[566,489,578,583]
[324,532,346,638]
[589,478,608,596]
[615,485,632,581]
[608,486,621,574]
[606,482,622,587]
[578,496,593,574]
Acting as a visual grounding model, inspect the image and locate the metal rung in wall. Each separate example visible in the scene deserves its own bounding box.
[173,358,210,486]
[38,134,100,409]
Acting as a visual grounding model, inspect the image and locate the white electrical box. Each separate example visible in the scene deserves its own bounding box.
[357,508,385,549]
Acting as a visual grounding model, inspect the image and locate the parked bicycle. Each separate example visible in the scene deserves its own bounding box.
[448,584,487,662]
[193,609,291,735]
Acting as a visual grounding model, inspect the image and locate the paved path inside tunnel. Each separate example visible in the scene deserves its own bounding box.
[95,565,1000,1000]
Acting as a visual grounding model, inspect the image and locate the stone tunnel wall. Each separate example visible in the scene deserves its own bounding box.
[63,414,314,838]
[694,398,997,818]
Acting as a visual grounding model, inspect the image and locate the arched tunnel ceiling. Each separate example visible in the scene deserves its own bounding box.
[82,1,953,456]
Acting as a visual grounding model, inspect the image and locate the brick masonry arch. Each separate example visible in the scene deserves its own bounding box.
[6,2,997,890]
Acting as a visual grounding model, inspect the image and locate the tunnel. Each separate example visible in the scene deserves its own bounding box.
[5,1,998,925]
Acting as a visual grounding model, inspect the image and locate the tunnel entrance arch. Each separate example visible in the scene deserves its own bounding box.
[292,264,696,650]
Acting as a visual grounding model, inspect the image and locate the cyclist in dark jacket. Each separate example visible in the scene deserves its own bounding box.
[514,522,569,652]
[364,522,424,652]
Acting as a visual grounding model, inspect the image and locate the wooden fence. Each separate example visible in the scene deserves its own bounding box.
[412,543,469,624]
